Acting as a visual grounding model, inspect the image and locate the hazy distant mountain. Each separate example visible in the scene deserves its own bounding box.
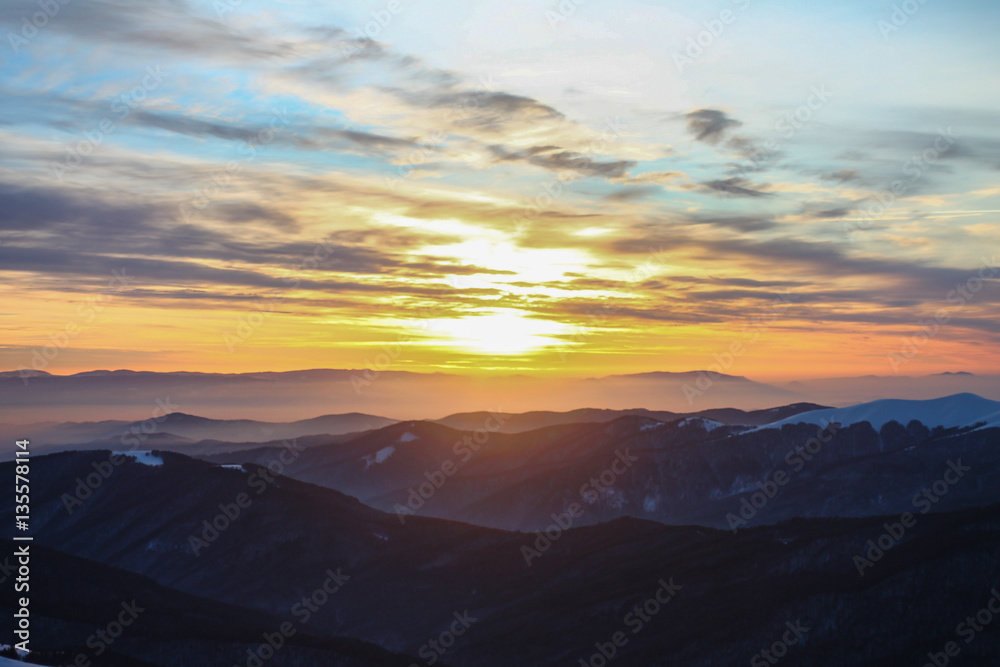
[435,407,682,432]
[0,369,50,379]
[4,451,1000,666]
[434,403,826,432]
[576,370,807,412]
[0,369,390,423]
[0,412,395,460]
[3,404,824,460]
[100,411,397,443]
[785,372,1000,406]
[0,368,806,423]
[4,367,996,424]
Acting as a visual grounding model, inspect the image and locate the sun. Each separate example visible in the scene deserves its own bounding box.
[425,309,579,355]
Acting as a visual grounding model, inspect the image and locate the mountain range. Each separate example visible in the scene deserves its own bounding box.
[3,448,1000,666]
[199,394,1000,531]
[4,384,999,665]
[0,402,827,459]
[6,368,1000,423]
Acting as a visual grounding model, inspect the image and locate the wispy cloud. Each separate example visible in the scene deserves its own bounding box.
[1,0,998,376]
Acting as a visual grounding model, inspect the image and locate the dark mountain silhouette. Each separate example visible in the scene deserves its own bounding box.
[202,413,1000,531]
[4,450,1000,666]
[0,540,431,666]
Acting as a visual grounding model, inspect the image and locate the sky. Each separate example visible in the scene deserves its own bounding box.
[1,0,998,380]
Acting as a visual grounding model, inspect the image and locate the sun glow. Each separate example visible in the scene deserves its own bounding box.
[425,309,579,355]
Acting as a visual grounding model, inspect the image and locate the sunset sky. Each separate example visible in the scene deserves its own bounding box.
[1,0,998,379]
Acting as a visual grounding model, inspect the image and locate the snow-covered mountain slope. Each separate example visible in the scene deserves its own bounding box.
[758,393,1000,430]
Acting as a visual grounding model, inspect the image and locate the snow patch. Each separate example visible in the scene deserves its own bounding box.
[756,393,1000,432]
[720,475,757,498]
[640,422,664,432]
[113,451,164,466]
[363,445,396,469]
[678,417,725,432]
[399,431,419,443]
[221,464,246,472]
[144,538,174,552]
[0,644,30,661]
[604,487,628,509]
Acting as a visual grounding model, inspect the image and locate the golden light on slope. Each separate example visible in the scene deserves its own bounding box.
[424,308,579,355]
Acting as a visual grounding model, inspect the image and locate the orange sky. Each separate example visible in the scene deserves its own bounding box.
[2,1,999,380]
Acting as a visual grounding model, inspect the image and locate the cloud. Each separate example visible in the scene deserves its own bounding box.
[668,276,807,289]
[614,170,685,185]
[685,214,777,232]
[489,145,635,179]
[807,206,854,219]
[413,90,564,133]
[685,109,741,144]
[128,109,422,154]
[701,177,772,198]
[0,181,516,293]
[604,186,660,202]
[821,169,861,183]
[2,0,999,375]
[0,0,292,60]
